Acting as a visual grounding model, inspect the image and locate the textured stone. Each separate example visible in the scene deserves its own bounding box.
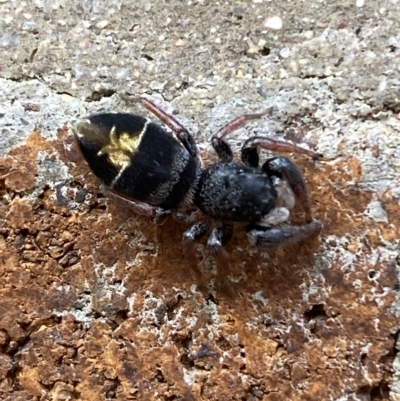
[0,0,399,400]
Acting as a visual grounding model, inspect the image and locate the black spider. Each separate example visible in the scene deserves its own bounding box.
[71,97,322,283]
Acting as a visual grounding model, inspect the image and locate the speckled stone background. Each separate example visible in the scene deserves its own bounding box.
[0,0,399,400]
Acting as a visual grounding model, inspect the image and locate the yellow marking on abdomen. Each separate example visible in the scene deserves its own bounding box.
[98,119,150,171]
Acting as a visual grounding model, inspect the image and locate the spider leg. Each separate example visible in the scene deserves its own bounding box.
[121,95,202,166]
[182,222,210,283]
[207,223,234,294]
[241,136,322,168]
[214,109,274,141]
[241,135,321,223]
[246,220,322,247]
[211,108,274,162]
[104,188,170,217]
[262,156,314,223]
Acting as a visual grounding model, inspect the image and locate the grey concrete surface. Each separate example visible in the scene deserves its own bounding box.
[1,0,400,399]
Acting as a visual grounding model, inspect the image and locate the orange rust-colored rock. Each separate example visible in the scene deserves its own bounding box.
[0,128,397,401]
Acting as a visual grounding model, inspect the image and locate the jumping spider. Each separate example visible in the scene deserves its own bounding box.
[71,97,322,286]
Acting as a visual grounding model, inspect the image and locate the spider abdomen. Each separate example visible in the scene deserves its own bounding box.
[195,162,277,222]
[72,113,198,209]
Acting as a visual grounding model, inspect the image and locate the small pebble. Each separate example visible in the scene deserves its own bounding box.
[279,68,288,79]
[258,39,267,48]
[175,39,185,47]
[247,43,259,55]
[279,48,291,58]
[264,16,283,30]
[61,94,75,103]
[116,68,129,80]
[378,79,387,92]
[304,30,314,39]
[96,20,109,29]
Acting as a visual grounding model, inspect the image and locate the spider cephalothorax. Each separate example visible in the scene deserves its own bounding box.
[71,97,322,285]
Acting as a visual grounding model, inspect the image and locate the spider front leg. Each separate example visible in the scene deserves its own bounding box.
[241,136,322,168]
[263,156,315,223]
[241,136,322,223]
[211,108,274,162]
[246,220,322,247]
[121,95,202,167]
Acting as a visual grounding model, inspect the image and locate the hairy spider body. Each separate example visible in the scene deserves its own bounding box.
[195,162,277,222]
[71,97,322,286]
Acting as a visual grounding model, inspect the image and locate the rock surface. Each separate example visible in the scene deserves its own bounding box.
[0,0,399,400]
